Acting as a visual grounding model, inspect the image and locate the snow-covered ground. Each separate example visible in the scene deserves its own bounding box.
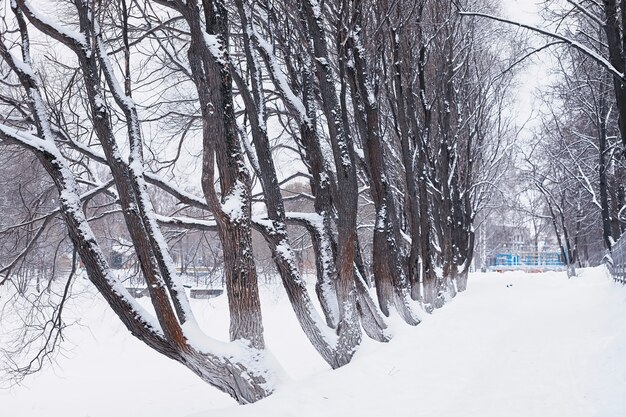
[2,267,625,417]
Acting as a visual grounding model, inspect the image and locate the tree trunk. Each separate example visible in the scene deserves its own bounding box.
[347,7,419,325]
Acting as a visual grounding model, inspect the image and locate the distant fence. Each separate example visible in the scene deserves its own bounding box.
[605,236,626,284]
[487,252,565,272]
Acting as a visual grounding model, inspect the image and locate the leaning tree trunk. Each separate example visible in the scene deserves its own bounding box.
[18,0,198,333]
[389,25,422,302]
[302,0,364,361]
[232,0,355,367]
[253,11,388,341]
[179,0,265,348]
[0,15,274,403]
[403,19,438,310]
[346,3,420,325]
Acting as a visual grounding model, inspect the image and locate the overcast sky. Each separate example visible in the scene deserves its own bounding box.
[502,0,542,25]
[499,0,553,138]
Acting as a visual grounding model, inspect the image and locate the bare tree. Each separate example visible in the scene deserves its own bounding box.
[0,0,517,402]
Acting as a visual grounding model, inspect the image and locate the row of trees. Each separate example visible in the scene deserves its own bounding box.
[0,0,514,402]
[474,0,626,275]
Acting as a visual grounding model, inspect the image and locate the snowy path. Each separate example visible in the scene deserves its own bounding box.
[1,268,625,417]
[206,268,626,417]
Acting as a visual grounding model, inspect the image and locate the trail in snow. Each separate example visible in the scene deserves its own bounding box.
[1,268,624,417]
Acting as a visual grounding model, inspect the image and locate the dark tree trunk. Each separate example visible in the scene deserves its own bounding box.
[598,94,614,251]
[256,9,387,340]
[0,12,273,402]
[346,2,419,325]
[603,0,626,151]
[390,26,423,302]
[301,0,363,360]
[183,0,265,348]
[233,0,365,366]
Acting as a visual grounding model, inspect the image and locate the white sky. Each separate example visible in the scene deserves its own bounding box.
[502,0,543,25]
[500,0,554,139]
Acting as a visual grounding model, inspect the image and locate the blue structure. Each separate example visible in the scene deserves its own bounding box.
[488,252,565,271]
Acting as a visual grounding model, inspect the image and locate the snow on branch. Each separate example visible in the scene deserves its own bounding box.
[564,0,606,27]
[459,11,625,81]
[155,214,217,231]
[15,0,87,51]
[254,35,311,125]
